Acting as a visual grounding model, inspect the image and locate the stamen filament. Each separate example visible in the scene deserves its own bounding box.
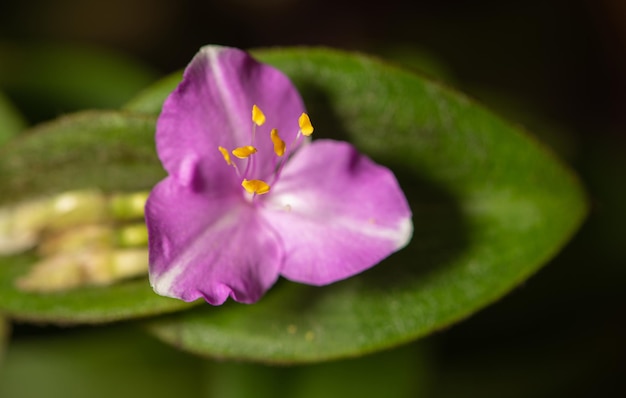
[236,107,314,196]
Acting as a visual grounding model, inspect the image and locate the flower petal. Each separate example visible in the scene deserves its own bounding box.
[156,46,307,191]
[146,177,283,304]
[261,140,413,285]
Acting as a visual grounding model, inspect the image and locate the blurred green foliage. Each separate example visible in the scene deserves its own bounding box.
[0,42,158,123]
[0,91,26,145]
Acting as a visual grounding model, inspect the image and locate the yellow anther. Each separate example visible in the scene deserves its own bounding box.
[270,128,286,157]
[232,145,258,159]
[241,179,271,195]
[218,146,232,165]
[252,104,266,126]
[299,113,314,136]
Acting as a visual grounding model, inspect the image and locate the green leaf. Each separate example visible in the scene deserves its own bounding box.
[0,111,193,323]
[0,254,192,324]
[0,110,162,205]
[0,91,26,145]
[142,47,587,363]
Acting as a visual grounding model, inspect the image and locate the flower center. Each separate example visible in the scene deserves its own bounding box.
[218,105,314,197]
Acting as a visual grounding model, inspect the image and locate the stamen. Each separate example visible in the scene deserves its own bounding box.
[270,129,286,157]
[241,179,271,195]
[299,113,314,136]
[252,105,266,126]
[232,146,258,159]
[233,109,314,197]
[218,146,232,165]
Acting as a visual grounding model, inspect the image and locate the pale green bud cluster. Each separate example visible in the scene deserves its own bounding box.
[0,189,151,292]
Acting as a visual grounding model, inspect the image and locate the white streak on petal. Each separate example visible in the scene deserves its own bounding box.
[150,254,183,298]
[343,216,414,251]
[200,46,243,144]
[177,154,198,187]
[149,208,239,298]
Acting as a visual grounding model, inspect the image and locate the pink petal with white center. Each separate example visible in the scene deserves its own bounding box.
[146,177,283,305]
[156,46,307,192]
[260,139,413,285]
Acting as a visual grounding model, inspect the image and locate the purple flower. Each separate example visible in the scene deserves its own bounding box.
[145,46,413,305]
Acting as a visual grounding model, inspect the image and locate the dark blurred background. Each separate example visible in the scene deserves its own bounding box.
[0,0,624,397]
[2,0,626,137]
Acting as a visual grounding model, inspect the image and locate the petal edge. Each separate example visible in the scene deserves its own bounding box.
[262,139,413,285]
